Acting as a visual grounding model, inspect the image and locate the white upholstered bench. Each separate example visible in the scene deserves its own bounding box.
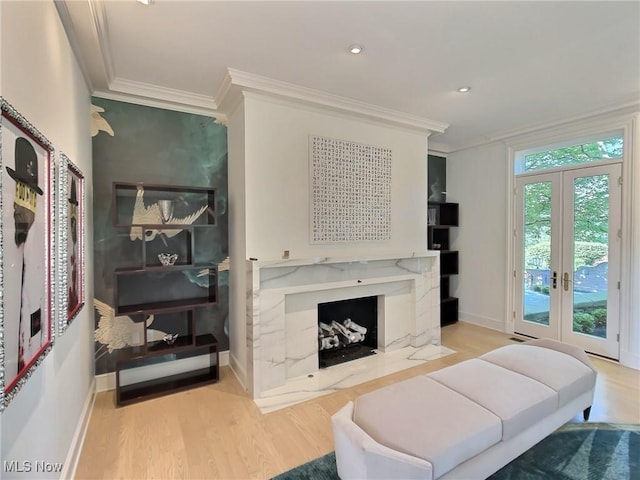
[331,338,597,480]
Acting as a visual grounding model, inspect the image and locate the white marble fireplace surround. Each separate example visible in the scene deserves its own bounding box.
[245,252,442,408]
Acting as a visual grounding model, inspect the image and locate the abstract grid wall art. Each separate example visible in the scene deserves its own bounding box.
[310,135,391,243]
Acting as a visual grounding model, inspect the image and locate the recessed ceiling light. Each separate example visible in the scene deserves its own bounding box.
[457,86,471,93]
[348,44,364,55]
[137,0,153,5]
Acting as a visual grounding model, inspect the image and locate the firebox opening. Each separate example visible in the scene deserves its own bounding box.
[317,295,378,369]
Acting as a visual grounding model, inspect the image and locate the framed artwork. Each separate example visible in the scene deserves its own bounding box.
[0,98,55,411]
[58,153,85,334]
[309,135,392,243]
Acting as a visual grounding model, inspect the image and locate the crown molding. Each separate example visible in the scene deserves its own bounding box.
[214,71,234,109]
[54,1,95,92]
[441,98,640,154]
[108,77,219,112]
[93,86,223,120]
[216,68,449,135]
[427,142,451,155]
[440,137,502,155]
[213,70,244,119]
[489,98,640,146]
[88,0,115,84]
[56,0,220,117]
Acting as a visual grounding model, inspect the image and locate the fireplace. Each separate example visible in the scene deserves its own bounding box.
[241,253,441,399]
[318,296,378,368]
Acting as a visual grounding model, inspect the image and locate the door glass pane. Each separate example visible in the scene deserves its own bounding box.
[523,182,552,325]
[572,175,609,338]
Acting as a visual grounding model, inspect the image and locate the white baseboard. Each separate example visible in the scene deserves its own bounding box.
[459,314,639,371]
[219,350,230,367]
[95,372,115,393]
[95,350,230,393]
[620,348,640,370]
[61,377,96,480]
[458,312,506,333]
[228,351,248,393]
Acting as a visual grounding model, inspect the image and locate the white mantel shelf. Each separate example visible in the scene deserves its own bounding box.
[247,251,439,267]
[242,252,441,400]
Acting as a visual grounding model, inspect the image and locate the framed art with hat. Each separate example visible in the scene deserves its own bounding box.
[58,152,85,335]
[0,97,55,411]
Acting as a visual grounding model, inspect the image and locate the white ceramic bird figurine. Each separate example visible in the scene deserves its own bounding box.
[217,256,230,272]
[129,186,208,242]
[90,104,114,137]
[93,298,166,353]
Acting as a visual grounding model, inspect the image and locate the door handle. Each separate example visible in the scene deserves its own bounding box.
[552,271,557,289]
[563,272,570,291]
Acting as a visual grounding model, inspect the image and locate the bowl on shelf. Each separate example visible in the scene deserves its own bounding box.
[158,253,178,266]
[162,333,179,345]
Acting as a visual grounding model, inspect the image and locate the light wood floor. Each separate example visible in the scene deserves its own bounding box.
[75,322,640,480]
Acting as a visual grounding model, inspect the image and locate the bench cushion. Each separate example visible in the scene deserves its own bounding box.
[353,375,501,479]
[429,359,557,440]
[333,402,434,480]
[480,344,596,407]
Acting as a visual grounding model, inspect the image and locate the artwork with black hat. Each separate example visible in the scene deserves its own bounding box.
[0,98,54,411]
[7,137,43,194]
[7,137,43,218]
[69,176,79,225]
[63,155,85,330]
[69,177,79,205]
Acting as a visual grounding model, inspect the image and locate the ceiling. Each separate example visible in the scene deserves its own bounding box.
[56,1,640,152]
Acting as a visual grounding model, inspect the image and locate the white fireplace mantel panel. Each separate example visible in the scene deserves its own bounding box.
[246,252,440,398]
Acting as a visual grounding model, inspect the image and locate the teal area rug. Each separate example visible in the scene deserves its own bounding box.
[273,423,639,480]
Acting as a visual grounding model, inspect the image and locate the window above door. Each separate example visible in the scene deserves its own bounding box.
[515,133,623,175]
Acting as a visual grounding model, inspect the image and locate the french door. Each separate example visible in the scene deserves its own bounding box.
[514,164,621,359]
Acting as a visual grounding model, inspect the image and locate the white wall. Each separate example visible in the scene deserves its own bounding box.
[448,114,640,370]
[228,92,431,388]
[627,114,640,368]
[227,99,248,387]
[1,2,94,478]
[242,93,429,259]
[447,143,509,331]
[0,0,3,467]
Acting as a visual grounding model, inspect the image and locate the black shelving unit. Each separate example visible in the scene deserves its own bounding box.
[116,341,219,407]
[428,202,459,326]
[112,182,219,406]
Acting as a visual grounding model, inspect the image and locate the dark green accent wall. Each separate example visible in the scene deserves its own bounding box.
[428,154,446,202]
[91,98,229,375]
